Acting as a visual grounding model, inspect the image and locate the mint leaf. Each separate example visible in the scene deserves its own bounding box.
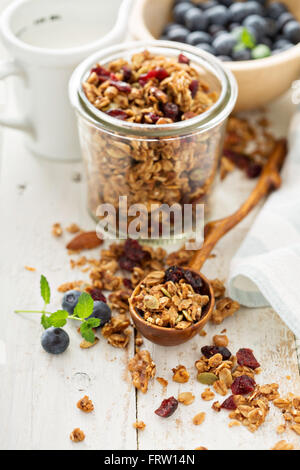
[80,321,96,343]
[74,292,94,320]
[40,275,51,306]
[41,314,52,330]
[48,310,69,328]
[85,318,100,328]
[240,28,256,49]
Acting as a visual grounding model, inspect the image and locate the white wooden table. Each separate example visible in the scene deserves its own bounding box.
[0,87,300,450]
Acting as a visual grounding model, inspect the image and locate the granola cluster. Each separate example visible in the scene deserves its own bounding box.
[131,269,209,329]
[128,350,156,394]
[81,50,222,230]
[83,50,218,125]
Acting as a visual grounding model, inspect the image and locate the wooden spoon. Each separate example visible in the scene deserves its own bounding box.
[129,139,287,346]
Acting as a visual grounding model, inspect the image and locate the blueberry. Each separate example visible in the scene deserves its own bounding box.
[218,55,232,61]
[167,26,189,42]
[41,327,70,354]
[206,5,230,26]
[267,2,287,20]
[184,8,209,32]
[265,18,278,38]
[162,23,179,35]
[259,36,272,48]
[229,2,250,23]
[212,32,236,56]
[273,38,292,49]
[174,0,192,4]
[87,301,111,327]
[251,44,271,59]
[219,0,234,6]
[231,26,244,41]
[228,22,241,32]
[277,12,294,31]
[232,47,252,61]
[272,43,293,54]
[283,21,300,44]
[247,25,261,43]
[195,43,216,55]
[243,15,267,36]
[62,289,81,315]
[173,2,192,25]
[201,1,218,10]
[208,24,225,37]
[245,1,264,17]
[187,31,211,46]
[253,0,267,5]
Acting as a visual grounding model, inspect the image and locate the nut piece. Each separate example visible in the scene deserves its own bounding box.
[128,350,156,393]
[211,297,240,325]
[210,279,225,298]
[52,223,62,237]
[133,421,146,430]
[178,392,195,406]
[70,428,85,443]
[193,412,206,426]
[271,440,294,450]
[201,388,215,401]
[172,364,190,383]
[66,231,103,251]
[102,315,131,348]
[213,334,229,348]
[77,396,94,413]
[66,223,80,234]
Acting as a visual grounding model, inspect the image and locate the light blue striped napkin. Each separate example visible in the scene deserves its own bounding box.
[228,109,300,338]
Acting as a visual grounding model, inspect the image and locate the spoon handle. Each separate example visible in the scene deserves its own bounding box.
[189,138,287,272]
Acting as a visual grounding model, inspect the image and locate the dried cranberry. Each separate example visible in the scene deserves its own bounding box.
[164,266,185,283]
[246,163,262,179]
[122,66,132,82]
[91,66,110,78]
[109,80,131,93]
[123,278,133,290]
[231,375,256,395]
[155,397,178,418]
[221,395,237,410]
[144,112,160,124]
[118,256,137,272]
[106,109,128,120]
[223,149,251,171]
[183,270,203,294]
[89,288,107,303]
[236,349,260,370]
[189,80,199,98]
[139,68,169,86]
[201,345,232,361]
[163,103,179,120]
[124,239,147,262]
[178,53,190,65]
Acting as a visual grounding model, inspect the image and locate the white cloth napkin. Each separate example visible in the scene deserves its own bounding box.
[228,109,300,338]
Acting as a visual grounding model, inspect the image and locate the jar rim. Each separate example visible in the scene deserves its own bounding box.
[69,40,238,138]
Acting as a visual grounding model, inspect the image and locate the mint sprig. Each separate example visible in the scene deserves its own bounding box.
[239,27,256,50]
[15,275,100,343]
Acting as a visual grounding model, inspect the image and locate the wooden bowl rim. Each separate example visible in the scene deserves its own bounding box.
[128,270,215,334]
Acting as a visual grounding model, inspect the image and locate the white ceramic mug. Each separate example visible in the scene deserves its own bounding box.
[0,0,133,161]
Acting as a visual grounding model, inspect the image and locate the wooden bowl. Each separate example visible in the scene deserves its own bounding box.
[128,270,215,346]
[130,0,300,111]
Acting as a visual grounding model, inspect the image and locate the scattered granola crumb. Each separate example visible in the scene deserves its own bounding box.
[228,420,241,428]
[201,388,215,401]
[24,266,36,272]
[195,446,208,450]
[211,297,240,325]
[66,223,81,234]
[52,223,63,237]
[271,440,294,450]
[286,376,291,380]
[58,281,83,293]
[276,424,286,434]
[133,421,146,430]
[193,412,206,426]
[213,334,229,348]
[135,332,144,348]
[102,315,131,348]
[156,377,168,390]
[172,364,190,383]
[210,279,226,298]
[199,329,207,337]
[70,428,85,443]
[212,401,221,412]
[80,337,99,349]
[77,396,94,413]
[178,392,195,406]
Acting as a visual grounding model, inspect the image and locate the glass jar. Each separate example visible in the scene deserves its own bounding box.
[69,41,237,241]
